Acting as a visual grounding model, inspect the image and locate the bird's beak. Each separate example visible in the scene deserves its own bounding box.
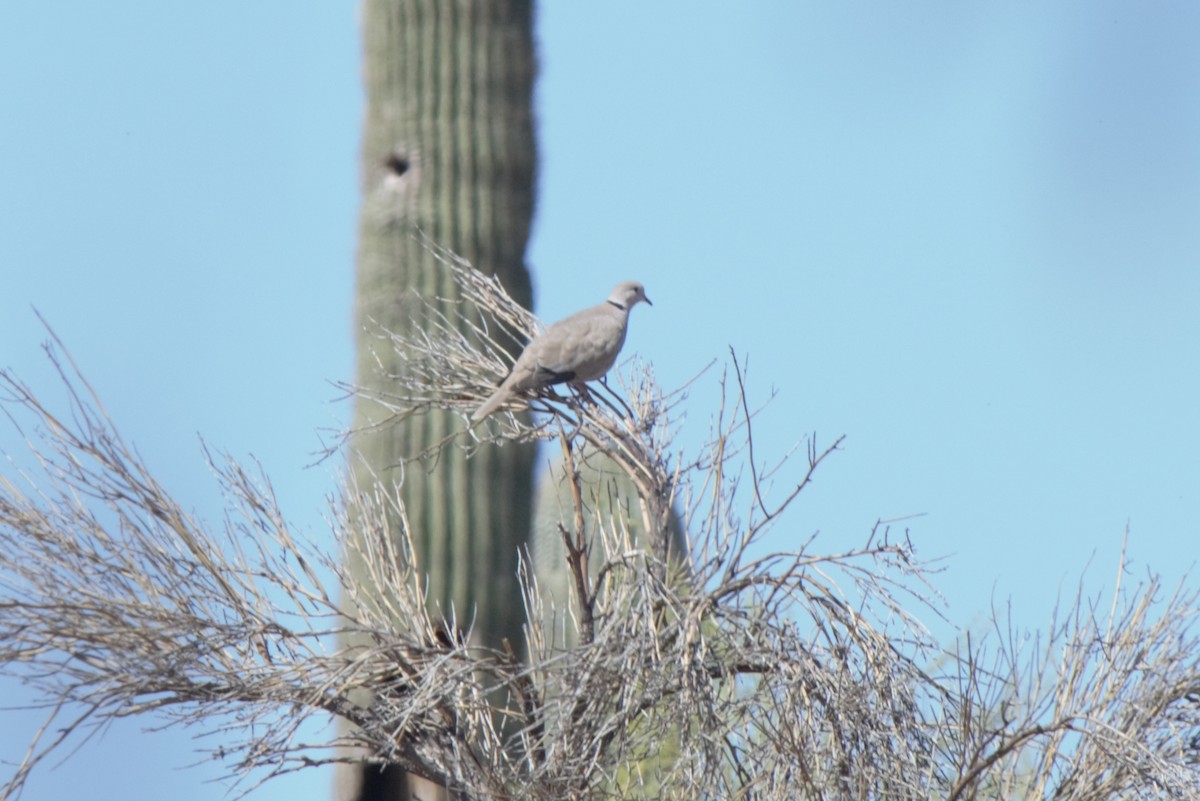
[644,295,653,306]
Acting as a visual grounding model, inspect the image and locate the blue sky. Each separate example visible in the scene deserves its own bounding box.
[2,3,1199,798]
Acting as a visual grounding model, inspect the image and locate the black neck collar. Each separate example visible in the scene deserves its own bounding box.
[607,299,626,311]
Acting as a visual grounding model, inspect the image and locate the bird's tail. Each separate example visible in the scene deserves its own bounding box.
[470,388,510,422]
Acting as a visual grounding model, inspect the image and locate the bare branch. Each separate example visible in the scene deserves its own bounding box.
[2,252,1198,798]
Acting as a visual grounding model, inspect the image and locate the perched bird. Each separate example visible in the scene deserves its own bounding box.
[471,280,652,421]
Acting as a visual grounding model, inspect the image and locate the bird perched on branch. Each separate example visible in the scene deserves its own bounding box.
[471,280,652,421]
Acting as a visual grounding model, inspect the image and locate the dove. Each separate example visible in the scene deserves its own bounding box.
[471,280,652,421]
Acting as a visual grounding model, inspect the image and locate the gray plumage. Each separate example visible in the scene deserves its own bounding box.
[472,280,652,421]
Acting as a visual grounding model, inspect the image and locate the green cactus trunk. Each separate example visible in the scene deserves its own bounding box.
[353,0,536,653]
[340,1,537,798]
[531,449,692,799]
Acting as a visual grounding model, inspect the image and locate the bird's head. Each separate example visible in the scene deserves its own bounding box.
[609,280,652,311]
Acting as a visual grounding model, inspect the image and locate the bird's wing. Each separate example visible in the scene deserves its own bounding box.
[471,297,634,422]
[531,305,627,383]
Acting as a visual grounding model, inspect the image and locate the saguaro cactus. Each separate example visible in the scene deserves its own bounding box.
[340,1,538,798]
